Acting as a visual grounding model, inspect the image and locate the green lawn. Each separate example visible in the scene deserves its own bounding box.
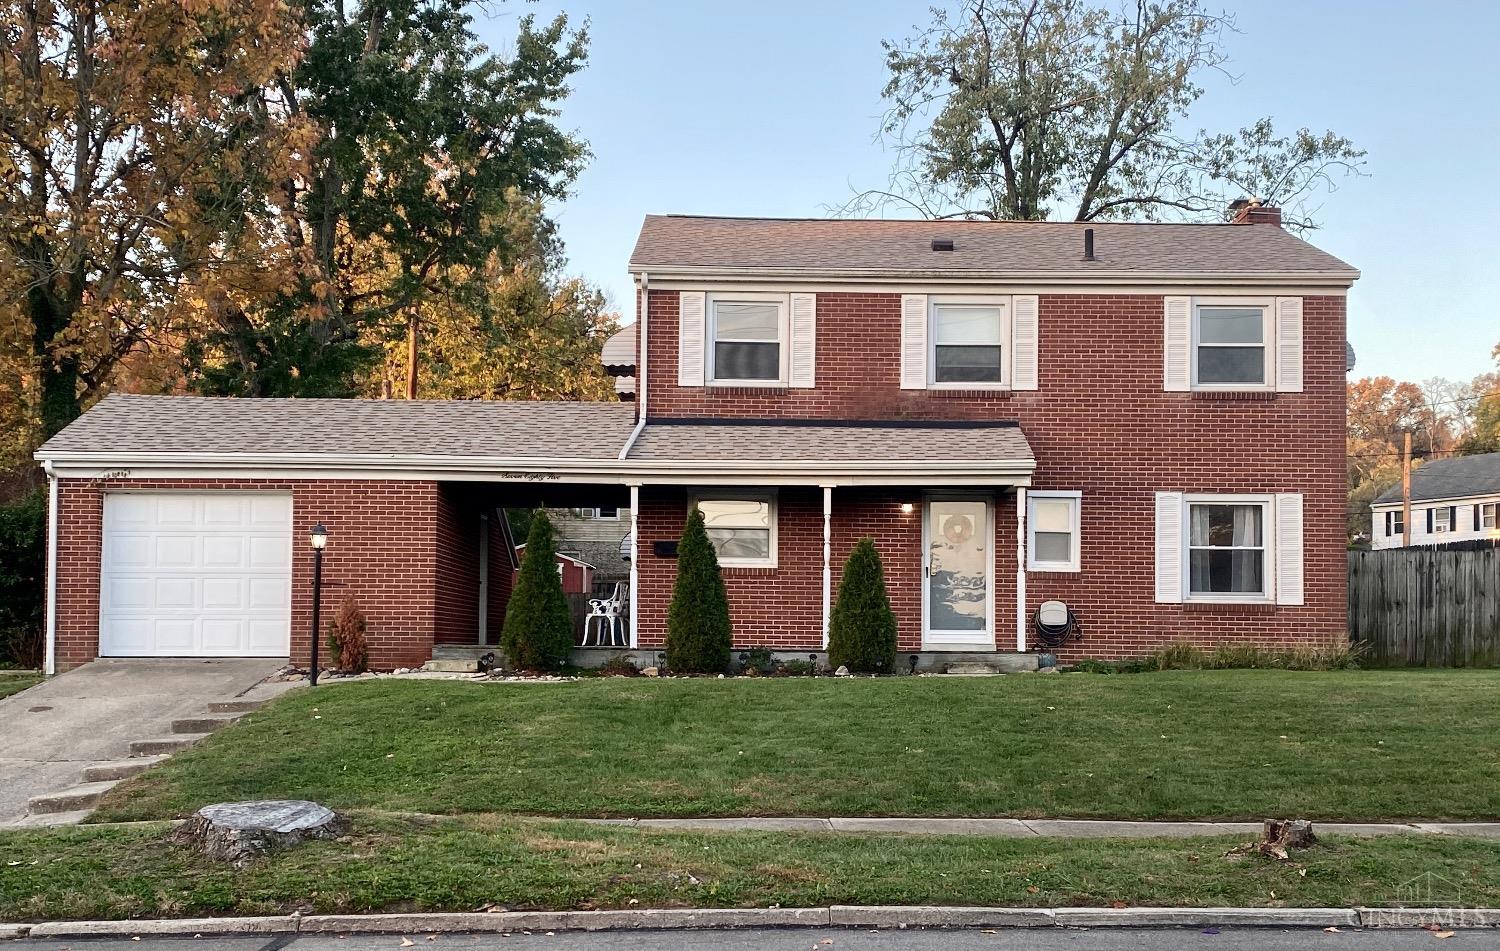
[3,815,1499,921]
[0,674,41,700]
[92,670,1500,823]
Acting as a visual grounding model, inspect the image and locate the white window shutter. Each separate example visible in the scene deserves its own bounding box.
[1275,493,1305,605]
[1154,492,1184,603]
[900,294,928,389]
[1163,296,1191,391]
[677,291,706,387]
[1275,297,1304,393]
[1011,294,1039,390]
[789,293,816,388]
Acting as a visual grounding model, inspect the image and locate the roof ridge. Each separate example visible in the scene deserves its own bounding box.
[652,213,1250,228]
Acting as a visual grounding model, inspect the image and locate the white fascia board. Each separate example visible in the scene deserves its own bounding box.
[628,264,1360,289]
[1373,492,1500,510]
[40,452,1036,486]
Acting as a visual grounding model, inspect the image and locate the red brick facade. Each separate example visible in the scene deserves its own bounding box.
[633,289,1347,659]
[52,478,505,672]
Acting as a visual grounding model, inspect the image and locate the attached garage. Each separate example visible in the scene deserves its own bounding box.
[100,492,293,657]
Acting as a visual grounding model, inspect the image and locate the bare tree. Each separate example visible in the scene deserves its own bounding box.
[848,0,1365,231]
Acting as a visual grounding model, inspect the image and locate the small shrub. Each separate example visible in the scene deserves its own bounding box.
[665,509,732,674]
[598,654,639,677]
[502,511,575,671]
[1153,639,1207,670]
[777,659,817,677]
[1069,658,1120,674]
[826,538,898,675]
[325,596,368,673]
[738,647,775,676]
[1073,639,1366,674]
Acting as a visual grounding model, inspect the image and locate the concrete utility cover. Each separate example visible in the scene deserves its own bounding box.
[198,800,338,835]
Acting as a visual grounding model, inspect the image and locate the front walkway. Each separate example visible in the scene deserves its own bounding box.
[587,816,1500,839]
[0,658,287,826]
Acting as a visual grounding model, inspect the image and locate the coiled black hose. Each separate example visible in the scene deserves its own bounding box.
[1032,606,1081,650]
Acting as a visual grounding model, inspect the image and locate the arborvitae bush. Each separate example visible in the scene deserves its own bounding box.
[665,508,732,674]
[827,538,897,674]
[325,595,368,673]
[502,510,574,670]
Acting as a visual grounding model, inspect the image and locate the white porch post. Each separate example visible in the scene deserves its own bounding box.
[629,483,641,649]
[477,513,490,646]
[43,463,58,676]
[821,485,833,649]
[1015,486,1027,653]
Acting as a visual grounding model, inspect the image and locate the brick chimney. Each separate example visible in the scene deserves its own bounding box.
[1228,197,1282,227]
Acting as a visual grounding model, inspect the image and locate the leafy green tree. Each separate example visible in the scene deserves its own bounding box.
[190,1,590,397]
[827,538,898,674]
[0,490,44,667]
[665,509,732,675]
[502,510,573,671]
[859,0,1363,231]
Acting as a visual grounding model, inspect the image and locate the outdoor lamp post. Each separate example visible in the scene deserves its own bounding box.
[309,523,328,686]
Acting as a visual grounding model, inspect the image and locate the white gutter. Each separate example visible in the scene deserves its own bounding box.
[43,461,58,676]
[627,264,1362,286]
[618,270,648,461]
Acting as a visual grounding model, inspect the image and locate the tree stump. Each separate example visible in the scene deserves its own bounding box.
[1263,818,1317,850]
[174,800,349,867]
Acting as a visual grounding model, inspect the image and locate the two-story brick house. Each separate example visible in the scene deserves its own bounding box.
[35,206,1355,674]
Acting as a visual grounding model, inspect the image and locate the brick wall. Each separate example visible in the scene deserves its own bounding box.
[635,289,1348,658]
[53,478,452,672]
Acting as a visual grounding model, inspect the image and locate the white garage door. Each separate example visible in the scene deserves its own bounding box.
[100,493,293,657]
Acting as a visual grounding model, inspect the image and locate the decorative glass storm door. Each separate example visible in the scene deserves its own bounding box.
[923,499,991,647]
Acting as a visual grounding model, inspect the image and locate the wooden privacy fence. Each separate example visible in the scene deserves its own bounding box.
[1349,546,1500,666]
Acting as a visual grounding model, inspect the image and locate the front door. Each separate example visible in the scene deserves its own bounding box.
[922,498,992,649]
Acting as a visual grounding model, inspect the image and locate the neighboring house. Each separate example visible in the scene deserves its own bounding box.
[1369,453,1500,549]
[601,324,637,399]
[514,542,595,594]
[548,507,630,592]
[34,201,1355,674]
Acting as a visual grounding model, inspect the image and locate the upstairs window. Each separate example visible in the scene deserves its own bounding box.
[1386,510,1405,538]
[708,294,786,384]
[1484,503,1498,530]
[931,298,1009,386]
[695,494,777,567]
[1434,507,1452,534]
[1193,301,1270,388]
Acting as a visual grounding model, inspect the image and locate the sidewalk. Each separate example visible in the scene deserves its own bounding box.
[582,816,1500,839]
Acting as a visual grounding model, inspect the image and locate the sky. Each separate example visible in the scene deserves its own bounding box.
[478,0,1500,384]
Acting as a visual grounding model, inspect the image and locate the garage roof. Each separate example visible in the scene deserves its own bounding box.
[38,394,638,461]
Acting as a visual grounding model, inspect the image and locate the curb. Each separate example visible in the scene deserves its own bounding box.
[10,905,1500,938]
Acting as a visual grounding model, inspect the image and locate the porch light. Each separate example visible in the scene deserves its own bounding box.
[900,502,914,515]
[310,523,329,550]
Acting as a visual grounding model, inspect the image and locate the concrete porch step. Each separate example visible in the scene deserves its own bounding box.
[943,663,1005,675]
[82,756,168,783]
[171,715,238,735]
[131,734,208,757]
[207,699,266,714]
[422,659,483,673]
[28,780,119,815]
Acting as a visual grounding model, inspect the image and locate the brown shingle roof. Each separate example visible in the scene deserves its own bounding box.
[628,418,1033,463]
[39,394,637,460]
[629,215,1356,277]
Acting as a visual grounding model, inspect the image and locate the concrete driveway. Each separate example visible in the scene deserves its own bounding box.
[0,658,286,826]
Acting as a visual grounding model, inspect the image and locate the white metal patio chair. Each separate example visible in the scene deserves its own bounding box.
[583,582,627,646]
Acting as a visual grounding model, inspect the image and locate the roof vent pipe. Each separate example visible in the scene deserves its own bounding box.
[1082,228,1096,261]
[931,237,954,252]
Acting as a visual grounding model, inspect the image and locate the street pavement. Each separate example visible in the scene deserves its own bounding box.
[8,928,1498,950]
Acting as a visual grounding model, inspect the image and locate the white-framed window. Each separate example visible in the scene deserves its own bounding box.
[570,507,619,520]
[1193,298,1272,389]
[1186,496,1271,601]
[1027,491,1081,572]
[930,296,1010,387]
[1483,503,1498,530]
[1386,509,1405,537]
[693,492,777,567]
[707,293,787,385]
[1434,507,1452,533]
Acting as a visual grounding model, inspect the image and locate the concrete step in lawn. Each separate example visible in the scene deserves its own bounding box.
[171,714,239,735]
[422,659,482,673]
[131,734,209,757]
[82,756,168,783]
[27,780,119,815]
[10,808,93,828]
[943,663,1004,675]
[207,699,266,714]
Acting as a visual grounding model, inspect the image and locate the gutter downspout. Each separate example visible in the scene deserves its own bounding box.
[618,271,648,461]
[43,461,58,676]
